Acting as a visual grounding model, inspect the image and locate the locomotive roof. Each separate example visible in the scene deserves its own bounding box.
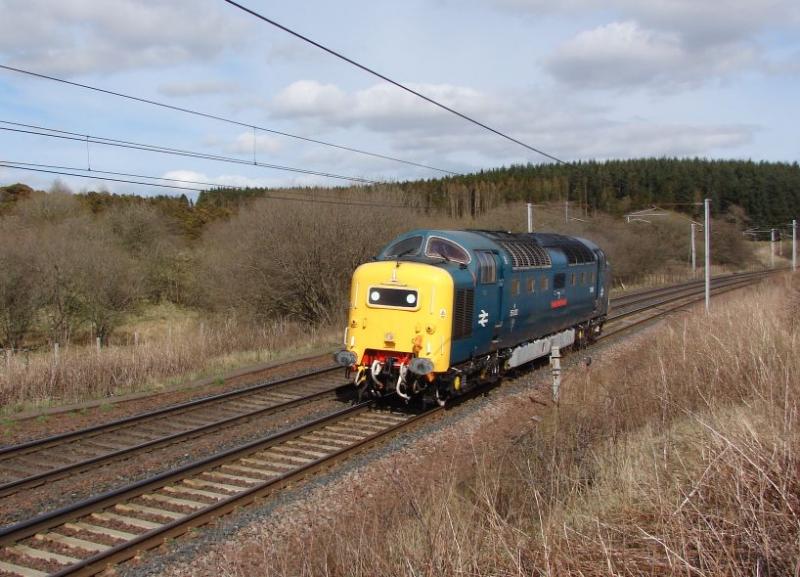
[383,229,600,269]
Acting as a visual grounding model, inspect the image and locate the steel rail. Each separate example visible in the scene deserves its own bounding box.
[603,275,767,338]
[0,401,437,577]
[0,365,337,456]
[610,268,784,309]
[607,270,778,322]
[0,366,344,497]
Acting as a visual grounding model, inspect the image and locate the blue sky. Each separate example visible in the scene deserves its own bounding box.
[0,0,798,197]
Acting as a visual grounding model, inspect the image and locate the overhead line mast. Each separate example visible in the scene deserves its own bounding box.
[222,0,568,165]
[0,63,457,176]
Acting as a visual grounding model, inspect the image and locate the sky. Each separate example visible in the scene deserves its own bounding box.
[0,0,798,197]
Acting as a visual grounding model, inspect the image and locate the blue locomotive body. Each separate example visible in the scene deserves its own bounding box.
[338,229,610,404]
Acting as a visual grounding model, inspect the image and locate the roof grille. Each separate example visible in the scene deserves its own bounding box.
[468,230,595,267]
[534,233,596,265]
[497,240,551,269]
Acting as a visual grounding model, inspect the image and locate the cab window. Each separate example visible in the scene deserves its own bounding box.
[384,236,423,258]
[511,278,520,296]
[527,277,535,293]
[426,237,470,265]
[554,273,566,290]
[475,250,496,283]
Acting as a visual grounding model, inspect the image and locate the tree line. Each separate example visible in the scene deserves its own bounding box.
[5,158,798,238]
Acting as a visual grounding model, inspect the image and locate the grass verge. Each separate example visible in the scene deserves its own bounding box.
[0,317,339,414]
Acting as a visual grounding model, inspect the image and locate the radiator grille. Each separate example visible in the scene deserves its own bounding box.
[534,233,596,264]
[452,288,474,340]
[497,240,552,269]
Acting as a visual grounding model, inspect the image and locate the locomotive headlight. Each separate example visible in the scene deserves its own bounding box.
[367,287,419,309]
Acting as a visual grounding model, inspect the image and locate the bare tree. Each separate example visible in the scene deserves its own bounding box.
[103,203,186,302]
[197,197,410,325]
[0,224,41,348]
[12,189,82,224]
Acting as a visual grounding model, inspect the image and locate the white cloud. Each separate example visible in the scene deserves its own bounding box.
[546,20,758,90]
[490,0,798,90]
[269,78,755,164]
[618,0,797,45]
[272,80,493,132]
[490,0,798,41]
[387,114,755,163]
[227,132,283,155]
[162,170,275,189]
[552,120,756,158]
[273,80,350,118]
[161,169,337,190]
[0,0,249,75]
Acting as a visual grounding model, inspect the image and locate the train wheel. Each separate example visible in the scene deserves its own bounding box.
[435,387,449,407]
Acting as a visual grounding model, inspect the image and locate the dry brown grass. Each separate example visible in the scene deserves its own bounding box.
[0,315,338,413]
[223,276,800,577]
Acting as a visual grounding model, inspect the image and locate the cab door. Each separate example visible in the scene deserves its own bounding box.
[492,252,504,337]
[472,250,502,353]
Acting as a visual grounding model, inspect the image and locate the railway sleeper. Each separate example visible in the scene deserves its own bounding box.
[63,522,137,541]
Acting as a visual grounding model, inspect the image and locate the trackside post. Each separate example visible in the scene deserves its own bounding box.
[550,345,561,403]
[704,198,711,313]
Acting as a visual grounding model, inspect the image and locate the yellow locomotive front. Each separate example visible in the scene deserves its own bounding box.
[335,260,454,401]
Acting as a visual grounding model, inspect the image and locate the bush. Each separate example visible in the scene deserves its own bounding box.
[0,224,41,348]
[103,203,188,303]
[197,198,411,325]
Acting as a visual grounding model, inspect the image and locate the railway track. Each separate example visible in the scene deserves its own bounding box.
[0,367,346,498]
[0,267,783,577]
[604,269,777,338]
[0,402,428,577]
[607,268,778,322]
[609,268,781,312]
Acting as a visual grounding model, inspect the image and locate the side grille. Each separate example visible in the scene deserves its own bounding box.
[497,240,552,269]
[556,242,596,265]
[452,288,474,340]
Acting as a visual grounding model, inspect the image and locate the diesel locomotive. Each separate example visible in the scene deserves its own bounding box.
[335,230,610,405]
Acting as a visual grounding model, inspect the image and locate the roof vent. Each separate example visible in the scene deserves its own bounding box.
[497,240,552,269]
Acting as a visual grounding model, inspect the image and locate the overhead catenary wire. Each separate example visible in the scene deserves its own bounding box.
[0,161,420,210]
[222,0,568,165]
[0,120,379,184]
[0,63,457,176]
[0,159,395,204]
[1,160,233,189]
